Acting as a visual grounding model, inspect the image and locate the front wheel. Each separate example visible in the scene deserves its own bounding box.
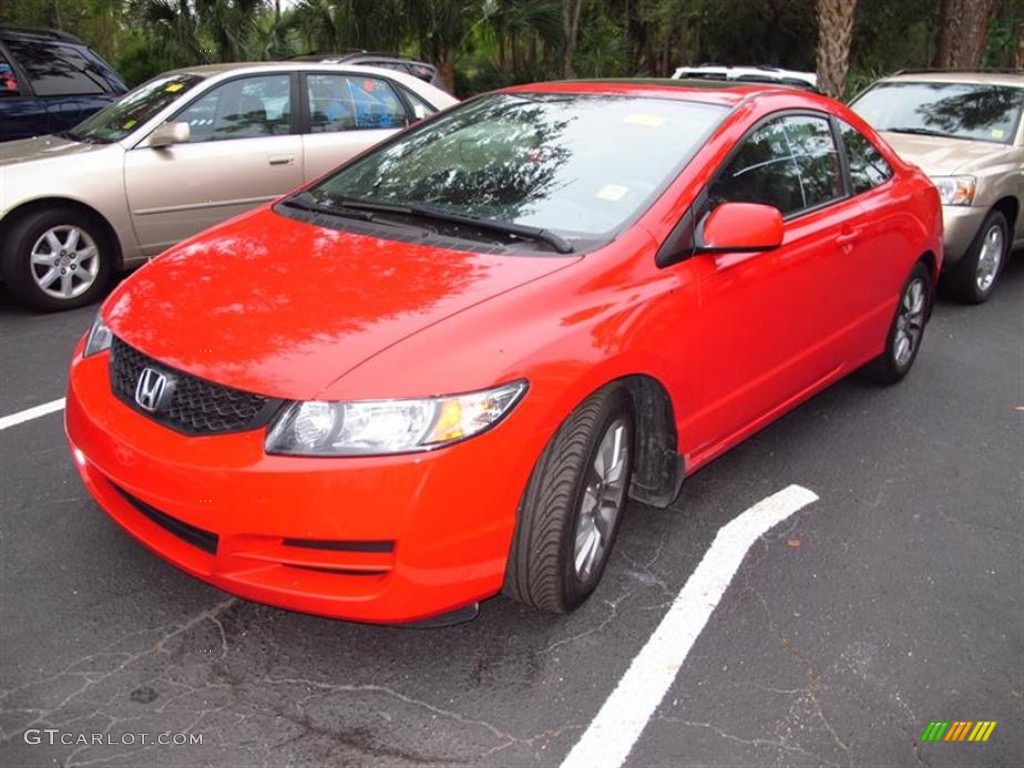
[503,385,635,614]
[943,210,1009,304]
[865,261,932,385]
[1,207,114,311]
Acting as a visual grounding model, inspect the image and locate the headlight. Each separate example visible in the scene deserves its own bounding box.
[83,311,112,357]
[931,175,976,206]
[265,380,528,456]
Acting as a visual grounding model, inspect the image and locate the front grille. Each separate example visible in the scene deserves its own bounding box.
[109,336,281,435]
[112,483,219,555]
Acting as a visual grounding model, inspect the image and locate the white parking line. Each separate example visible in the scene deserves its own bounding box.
[0,398,66,432]
[560,484,819,768]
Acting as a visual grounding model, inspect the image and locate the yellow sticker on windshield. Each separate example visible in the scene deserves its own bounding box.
[165,83,184,93]
[596,184,629,202]
[122,119,137,130]
[624,113,667,128]
[991,128,1005,139]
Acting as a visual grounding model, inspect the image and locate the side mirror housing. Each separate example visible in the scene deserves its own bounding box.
[697,202,783,253]
[147,121,191,149]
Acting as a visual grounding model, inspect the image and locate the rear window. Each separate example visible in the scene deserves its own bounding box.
[4,40,118,96]
[851,81,1024,145]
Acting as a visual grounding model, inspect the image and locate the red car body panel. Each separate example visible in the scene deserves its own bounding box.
[66,82,943,624]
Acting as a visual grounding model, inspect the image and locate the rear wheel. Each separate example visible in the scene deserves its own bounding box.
[865,261,931,385]
[943,210,1009,304]
[503,385,635,614]
[2,207,114,311]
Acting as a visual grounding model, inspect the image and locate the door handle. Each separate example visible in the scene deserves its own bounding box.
[268,154,295,166]
[836,230,860,247]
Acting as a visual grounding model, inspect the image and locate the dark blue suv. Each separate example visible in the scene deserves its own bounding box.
[0,27,127,142]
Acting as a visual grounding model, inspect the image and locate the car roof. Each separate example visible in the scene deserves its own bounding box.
[163,61,390,77]
[159,60,442,92]
[877,71,1024,88]
[0,25,86,44]
[501,78,814,107]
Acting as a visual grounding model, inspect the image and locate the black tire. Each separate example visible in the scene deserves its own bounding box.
[1,206,114,312]
[942,210,1009,304]
[503,385,635,614]
[865,261,932,385]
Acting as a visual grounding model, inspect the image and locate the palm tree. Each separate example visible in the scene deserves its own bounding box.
[815,0,857,99]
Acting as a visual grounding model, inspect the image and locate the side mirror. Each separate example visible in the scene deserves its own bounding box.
[412,104,427,120]
[147,121,191,149]
[697,202,783,253]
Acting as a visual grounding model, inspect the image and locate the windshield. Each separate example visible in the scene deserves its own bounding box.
[851,82,1024,144]
[305,93,728,241]
[67,73,204,143]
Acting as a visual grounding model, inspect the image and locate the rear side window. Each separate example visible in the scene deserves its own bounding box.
[307,74,408,133]
[839,120,893,194]
[4,40,110,96]
[710,114,843,217]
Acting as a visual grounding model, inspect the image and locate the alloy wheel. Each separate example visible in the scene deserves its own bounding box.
[974,224,1004,294]
[574,418,631,581]
[30,225,101,300]
[893,276,926,368]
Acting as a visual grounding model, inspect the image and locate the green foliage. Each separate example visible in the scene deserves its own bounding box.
[2,0,1020,97]
[115,29,189,86]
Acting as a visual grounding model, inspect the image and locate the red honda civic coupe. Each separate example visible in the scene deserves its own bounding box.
[66,81,942,625]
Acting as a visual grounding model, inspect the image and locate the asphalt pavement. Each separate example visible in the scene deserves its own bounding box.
[1,258,1021,768]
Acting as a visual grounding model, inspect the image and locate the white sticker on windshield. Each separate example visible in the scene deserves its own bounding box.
[597,184,629,202]
[624,113,667,128]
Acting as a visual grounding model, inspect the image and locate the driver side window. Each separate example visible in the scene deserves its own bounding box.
[710,114,844,217]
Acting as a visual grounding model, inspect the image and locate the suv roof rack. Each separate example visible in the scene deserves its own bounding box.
[0,25,84,44]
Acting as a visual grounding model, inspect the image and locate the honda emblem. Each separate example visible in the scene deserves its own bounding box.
[135,367,172,413]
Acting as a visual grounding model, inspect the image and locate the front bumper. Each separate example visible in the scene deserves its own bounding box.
[65,344,537,624]
[940,205,988,268]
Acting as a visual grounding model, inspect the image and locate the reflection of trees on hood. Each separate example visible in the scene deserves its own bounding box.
[326,96,575,221]
[916,86,1022,133]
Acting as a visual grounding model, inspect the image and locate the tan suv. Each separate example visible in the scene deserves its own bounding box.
[0,61,456,311]
[851,71,1023,303]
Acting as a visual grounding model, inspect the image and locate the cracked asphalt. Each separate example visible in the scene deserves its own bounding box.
[1,258,1021,768]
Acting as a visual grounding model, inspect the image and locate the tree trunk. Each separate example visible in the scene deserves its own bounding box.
[562,0,585,79]
[933,0,1001,68]
[815,0,857,100]
[438,48,456,93]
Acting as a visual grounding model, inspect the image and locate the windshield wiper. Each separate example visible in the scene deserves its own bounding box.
[333,197,575,254]
[886,126,961,139]
[281,192,376,222]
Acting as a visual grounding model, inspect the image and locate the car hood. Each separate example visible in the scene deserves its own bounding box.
[0,133,107,168]
[879,131,1009,175]
[103,207,581,400]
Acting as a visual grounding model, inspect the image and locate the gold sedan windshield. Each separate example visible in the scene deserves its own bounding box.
[67,73,203,143]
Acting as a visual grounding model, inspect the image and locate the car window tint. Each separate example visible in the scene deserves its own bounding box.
[177,75,291,142]
[0,52,19,95]
[307,74,408,133]
[839,120,893,194]
[711,114,842,216]
[4,40,109,96]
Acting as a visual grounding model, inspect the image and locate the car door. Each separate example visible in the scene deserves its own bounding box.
[300,72,411,181]
[684,112,871,460]
[124,73,303,256]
